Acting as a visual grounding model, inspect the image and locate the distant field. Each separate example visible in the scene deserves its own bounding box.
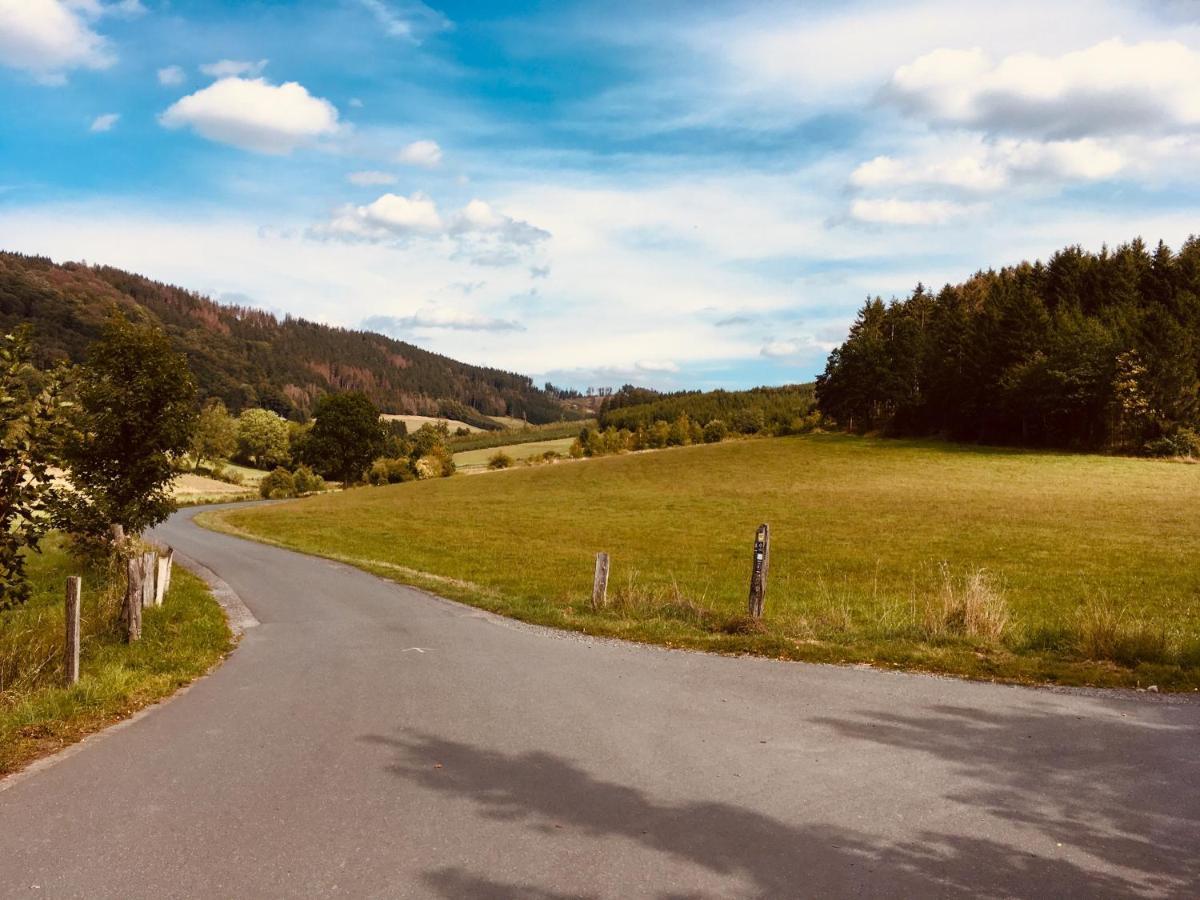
[455,437,576,470]
[202,435,1200,689]
[381,414,487,434]
[487,415,530,429]
[449,420,591,453]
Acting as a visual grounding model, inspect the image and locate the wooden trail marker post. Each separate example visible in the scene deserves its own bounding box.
[592,552,611,610]
[747,523,770,618]
[64,577,81,686]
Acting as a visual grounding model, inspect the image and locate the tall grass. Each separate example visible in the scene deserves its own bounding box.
[0,536,232,775]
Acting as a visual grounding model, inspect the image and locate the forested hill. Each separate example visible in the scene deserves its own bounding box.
[817,236,1200,454]
[0,251,567,424]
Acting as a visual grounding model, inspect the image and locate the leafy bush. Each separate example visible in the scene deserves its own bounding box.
[702,419,728,443]
[488,451,513,470]
[368,458,416,485]
[259,467,296,499]
[292,465,325,494]
[1144,430,1200,458]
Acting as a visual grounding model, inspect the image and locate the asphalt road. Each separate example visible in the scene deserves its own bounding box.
[2,505,1198,898]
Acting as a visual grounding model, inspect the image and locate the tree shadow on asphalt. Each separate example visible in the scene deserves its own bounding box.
[361,726,1169,899]
[812,701,1200,897]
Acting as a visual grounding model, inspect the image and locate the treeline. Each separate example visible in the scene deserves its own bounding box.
[0,251,569,424]
[598,385,817,433]
[817,237,1200,455]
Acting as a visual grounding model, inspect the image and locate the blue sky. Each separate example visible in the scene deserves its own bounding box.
[3,1,1200,390]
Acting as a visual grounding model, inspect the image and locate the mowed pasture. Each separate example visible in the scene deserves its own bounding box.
[454,437,576,471]
[205,434,1200,689]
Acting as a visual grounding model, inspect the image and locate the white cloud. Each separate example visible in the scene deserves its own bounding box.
[850,138,1126,194]
[357,0,451,42]
[363,309,523,333]
[89,112,119,132]
[315,193,550,258]
[320,192,444,240]
[0,0,115,83]
[347,170,398,186]
[397,139,443,167]
[159,77,340,154]
[349,97,364,108]
[157,64,185,86]
[635,359,680,373]
[849,197,977,226]
[884,39,1200,138]
[760,339,801,358]
[199,58,268,79]
[450,199,549,246]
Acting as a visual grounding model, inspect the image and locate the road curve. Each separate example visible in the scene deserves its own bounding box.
[2,505,1197,898]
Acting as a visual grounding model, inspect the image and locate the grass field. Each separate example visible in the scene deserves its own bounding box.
[0,537,232,775]
[381,414,487,433]
[201,434,1200,689]
[454,437,577,471]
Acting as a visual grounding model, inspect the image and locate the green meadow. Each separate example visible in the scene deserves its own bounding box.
[203,434,1200,689]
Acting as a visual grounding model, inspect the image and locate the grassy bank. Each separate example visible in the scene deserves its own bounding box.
[201,434,1200,690]
[0,536,232,776]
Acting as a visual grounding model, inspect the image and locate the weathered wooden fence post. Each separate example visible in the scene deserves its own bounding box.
[64,576,81,685]
[140,551,157,608]
[592,552,610,610]
[123,555,143,642]
[747,523,770,618]
[154,549,172,607]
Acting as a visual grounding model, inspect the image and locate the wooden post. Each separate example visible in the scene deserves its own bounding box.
[747,523,770,618]
[123,556,142,642]
[109,523,125,549]
[155,555,170,606]
[64,577,81,686]
[140,552,157,608]
[162,547,175,595]
[592,552,610,610]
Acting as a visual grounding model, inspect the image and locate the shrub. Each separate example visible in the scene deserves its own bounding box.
[259,467,296,499]
[368,458,415,485]
[209,462,245,486]
[702,419,728,443]
[568,439,584,459]
[292,465,325,494]
[488,451,513,470]
[1144,430,1200,458]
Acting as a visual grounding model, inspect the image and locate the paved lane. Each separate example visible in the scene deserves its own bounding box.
[2,505,1197,898]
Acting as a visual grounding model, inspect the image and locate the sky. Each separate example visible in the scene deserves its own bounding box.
[2,1,1200,391]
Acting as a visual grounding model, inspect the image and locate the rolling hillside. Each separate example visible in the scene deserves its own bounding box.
[0,251,569,424]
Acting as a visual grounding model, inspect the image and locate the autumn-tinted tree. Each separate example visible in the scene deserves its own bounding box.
[57,314,197,540]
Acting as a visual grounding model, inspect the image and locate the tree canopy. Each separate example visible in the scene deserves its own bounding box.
[817,237,1200,453]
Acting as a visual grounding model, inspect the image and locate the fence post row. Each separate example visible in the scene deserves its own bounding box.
[747,523,770,619]
[64,576,81,686]
[592,552,610,610]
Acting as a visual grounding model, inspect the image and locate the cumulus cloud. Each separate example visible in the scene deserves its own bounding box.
[362,310,523,333]
[883,39,1200,139]
[346,170,398,186]
[89,112,119,132]
[849,197,977,226]
[0,0,115,83]
[199,58,268,79]
[318,192,443,240]
[314,193,550,264]
[851,138,1126,194]
[397,139,443,167]
[450,199,550,246]
[160,77,340,154]
[157,64,185,86]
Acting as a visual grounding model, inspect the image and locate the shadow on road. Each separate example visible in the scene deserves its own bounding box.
[360,713,1190,899]
[813,701,1200,896]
